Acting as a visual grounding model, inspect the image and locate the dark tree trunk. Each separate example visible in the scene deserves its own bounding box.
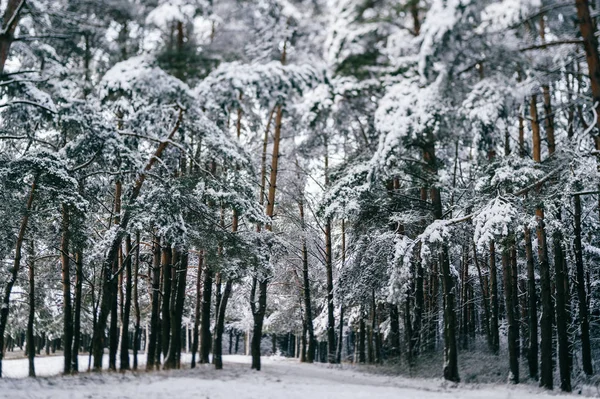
[132,233,141,371]
[553,218,571,392]
[250,277,268,370]
[191,252,203,368]
[325,218,336,363]
[27,241,35,378]
[536,208,554,390]
[146,233,161,371]
[503,239,519,384]
[573,194,593,375]
[72,250,83,373]
[472,243,491,349]
[61,204,73,375]
[199,266,213,364]
[160,243,173,363]
[120,236,132,371]
[489,241,500,354]
[213,279,233,369]
[0,0,25,75]
[524,226,539,380]
[389,304,401,358]
[164,250,188,369]
[440,243,460,382]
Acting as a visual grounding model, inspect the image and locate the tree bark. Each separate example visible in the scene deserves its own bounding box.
[146,233,161,371]
[489,241,500,354]
[503,239,519,384]
[250,277,268,370]
[132,233,141,370]
[120,235,132,371]
[536,208,554,390]
[553,216,571,392]
[199,265,213,364]
[573,194,593,375]
[160,243,173,363]
[299,200,315,363]
[0,0,25,76]
[27,240,35,378]
[524,226,539,380]
[61,204,74,374]
[72,250,83,373]
[213,279,233,369]
[164,250,188,369]
[191,252,203,368]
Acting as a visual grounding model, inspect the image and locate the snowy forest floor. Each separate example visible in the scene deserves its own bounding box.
[1,354,598,399]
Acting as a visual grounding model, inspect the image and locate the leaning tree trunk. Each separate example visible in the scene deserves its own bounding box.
[573,194,593,375]
[0,0,25,75]
[92,109,183,371]
[0,176,37,378]
[61,204,74,374]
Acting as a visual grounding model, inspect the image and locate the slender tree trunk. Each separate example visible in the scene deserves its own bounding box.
[199,266,213,364]
[536,208,554,390]
[0,176,37,378]
[488,241,500,354]
[324,218,336,363]
[146,233,161,371]
[503,239,519,384]
[191,252,203,368]
[164,250,188,369]
[72,250,83,373]
[61,204,74,374]
[160,243,173,364]
[299,200,315,363]
[108,181,122,372]
[573,194,593,375]
[358,315,366,363]
[553,215,571,392]
[120,236,132,371]
[472,243,491,349]
[214,279,233,369]
[132,233,141,370]
[27,241,35,378]
[524,226,539,380]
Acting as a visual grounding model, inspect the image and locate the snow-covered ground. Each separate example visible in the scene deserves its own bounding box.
[0,355,592,398]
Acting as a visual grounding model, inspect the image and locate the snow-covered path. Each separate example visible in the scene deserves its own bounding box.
[0,355,590,399]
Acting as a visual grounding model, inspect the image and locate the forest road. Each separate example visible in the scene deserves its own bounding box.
[0,354,587,399]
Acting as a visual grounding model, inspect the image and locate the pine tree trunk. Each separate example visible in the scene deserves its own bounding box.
[325,218,336,363]
[0,0,24,75]
[358,315,366,363]
[573,194,593,375]
[164,250,188,369]
[191,252,203,368]
[214,279,233,369]
[299,200,315,363]
[503,239,519,384]
[250,277,268,370]
[27,240,35,378]
[489,241,500,354]
[120,236,132,371]
[132,233,141,371]
[199,266,213,364]
[72,250,83,373]
[524,226,539,379]
[553,216,571,392]
[472,243,491,349]
[536,208,554,390]
[160,243,173,364]
[146,233,161,371]
[61,204,73,374]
